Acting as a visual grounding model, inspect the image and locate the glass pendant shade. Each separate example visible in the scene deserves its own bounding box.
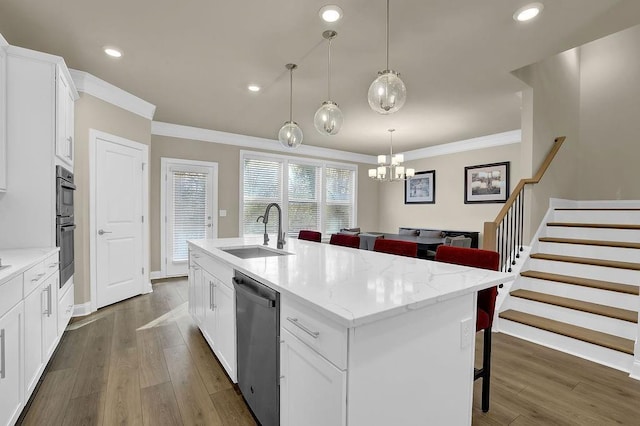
[278,121,303,148]
[368,70,406,114]
[314,101,343,135]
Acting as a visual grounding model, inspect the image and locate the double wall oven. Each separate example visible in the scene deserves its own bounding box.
[56,166,76,288]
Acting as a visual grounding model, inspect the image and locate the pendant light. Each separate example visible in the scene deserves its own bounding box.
[278,63,303,148]
[367,0,406,114]
[314,30,343,136]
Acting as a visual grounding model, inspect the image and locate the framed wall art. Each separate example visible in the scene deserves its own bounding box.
[405,170,435,204]
[464,162,509,204]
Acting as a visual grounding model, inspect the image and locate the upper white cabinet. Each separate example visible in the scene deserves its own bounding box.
[0,44,7,192]
[55,66,75,168]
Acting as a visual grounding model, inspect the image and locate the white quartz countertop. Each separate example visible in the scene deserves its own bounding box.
[189,238,514,327]
[0,247,59,284]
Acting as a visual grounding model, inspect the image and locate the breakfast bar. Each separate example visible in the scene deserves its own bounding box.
[188,237,513,425]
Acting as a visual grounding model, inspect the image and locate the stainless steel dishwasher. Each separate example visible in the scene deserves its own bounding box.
[233,271,280,426]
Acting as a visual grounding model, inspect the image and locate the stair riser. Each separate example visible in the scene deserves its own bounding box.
[553,210,640,224]
[545,226,640,243]
[537,242,640,264]
[498,319,634,373]
[518,277,639,311]
[505,297,636,339]
[529,258,640,287]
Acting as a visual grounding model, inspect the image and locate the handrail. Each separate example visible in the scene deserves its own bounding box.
[483,136,566,271]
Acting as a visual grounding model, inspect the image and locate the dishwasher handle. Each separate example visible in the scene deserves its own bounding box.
[233,277,277,308]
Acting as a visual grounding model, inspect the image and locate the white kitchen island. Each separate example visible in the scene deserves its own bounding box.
[188,237,513,426]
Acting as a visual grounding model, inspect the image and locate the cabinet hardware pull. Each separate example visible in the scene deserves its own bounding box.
[210,281,214,310]
[47,284,52,317]
[31,272,46,282]
[0,328,5,379]
[286,317,320,339]
[49,262,60,268]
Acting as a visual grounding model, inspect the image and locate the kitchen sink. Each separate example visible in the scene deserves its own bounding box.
[221,246,291,259]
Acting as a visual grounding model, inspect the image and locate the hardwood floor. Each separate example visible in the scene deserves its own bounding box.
[18,278,640,425]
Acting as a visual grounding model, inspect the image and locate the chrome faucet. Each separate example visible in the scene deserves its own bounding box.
[259,203,286,249]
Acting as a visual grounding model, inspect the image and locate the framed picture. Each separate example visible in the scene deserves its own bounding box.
[405,170,435,204]
[464,161,510,204]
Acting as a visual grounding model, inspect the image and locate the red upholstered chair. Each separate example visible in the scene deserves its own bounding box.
[329,233,360,248]
[373,238,418,257]
[434,245,500,413]
[298,230,322,242]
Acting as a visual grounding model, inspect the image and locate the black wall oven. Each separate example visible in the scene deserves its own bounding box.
[56,166,76,288]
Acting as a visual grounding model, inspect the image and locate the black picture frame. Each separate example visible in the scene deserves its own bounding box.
[405,170,436,204]
[464,161,510,204]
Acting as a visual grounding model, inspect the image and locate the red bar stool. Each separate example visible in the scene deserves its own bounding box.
[373,238,418,257]
[298,230,322,242]
[329,233,360,248]
[434,245,500,413]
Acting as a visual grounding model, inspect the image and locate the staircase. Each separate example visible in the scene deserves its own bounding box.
[498,204,640,374]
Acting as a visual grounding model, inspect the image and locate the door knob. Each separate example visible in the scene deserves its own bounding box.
[98,229,112,235]
[207,223,212,228]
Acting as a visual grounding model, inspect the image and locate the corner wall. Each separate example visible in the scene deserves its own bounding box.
[74,93,151,304]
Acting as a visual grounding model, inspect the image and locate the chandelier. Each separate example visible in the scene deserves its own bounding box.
[278,63,303,148]
[369,129,415,181]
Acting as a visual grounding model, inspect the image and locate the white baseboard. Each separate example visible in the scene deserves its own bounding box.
[150,270,164,280]
[73,301,92,317]
[630,360,640,381]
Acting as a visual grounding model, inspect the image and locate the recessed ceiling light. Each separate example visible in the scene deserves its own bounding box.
[319,5,343,23]
[247,84,261,92]
[103,46,123,58]
[514,3,543,22]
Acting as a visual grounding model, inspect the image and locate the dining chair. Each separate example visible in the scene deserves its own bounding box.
[373,238,418,257]
[434,245,500,413]
[329,233,360,248]
[298,230,322,242]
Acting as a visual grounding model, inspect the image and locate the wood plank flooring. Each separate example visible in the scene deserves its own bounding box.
[17,278,640,425]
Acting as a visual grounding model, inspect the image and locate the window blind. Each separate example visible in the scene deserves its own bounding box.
[288,162,321,236]
[325,166,355,234]
[172,170,208,261]
[243,158,283,235]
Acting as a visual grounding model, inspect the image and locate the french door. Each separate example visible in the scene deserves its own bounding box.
[163,158,218,277]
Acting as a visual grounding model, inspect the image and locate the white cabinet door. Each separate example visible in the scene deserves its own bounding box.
[55,67,74,167]
[214,280,236,382]
[41,274,59,360]
[0,46,6,191]
[0,301,23,426]
[23,283,44,397]
[280,328,346,426]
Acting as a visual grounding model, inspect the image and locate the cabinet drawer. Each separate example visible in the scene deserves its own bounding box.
[0,274,23,317]
[44,252,60,273]
[58,283,74,335]
[194,252,233,287]
[281,296,348,370]
[23,261,46,296]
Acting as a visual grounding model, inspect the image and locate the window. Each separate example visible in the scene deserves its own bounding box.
[240,151,356,237]
[172,170,208,261]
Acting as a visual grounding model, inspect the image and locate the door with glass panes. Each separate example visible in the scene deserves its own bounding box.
[164,159,218,276]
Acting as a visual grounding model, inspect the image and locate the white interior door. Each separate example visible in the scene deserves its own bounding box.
[95,136,144,308]
[164,159,217,276]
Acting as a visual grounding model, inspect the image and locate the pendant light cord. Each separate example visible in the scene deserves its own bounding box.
[289,67,293,123]
[328,37,332,100]
[386,0,390,70]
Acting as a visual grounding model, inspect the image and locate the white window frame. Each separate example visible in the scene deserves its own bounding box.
[160,157,219,278]
[239,150,358,237]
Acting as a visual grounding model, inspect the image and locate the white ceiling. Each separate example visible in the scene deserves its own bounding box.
[0,0,638,155]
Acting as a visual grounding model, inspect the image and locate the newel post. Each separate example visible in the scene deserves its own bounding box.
[482,222,497,251]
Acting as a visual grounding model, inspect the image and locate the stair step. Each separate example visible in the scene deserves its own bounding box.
[510,289,638,323]
[538,237,640,250]
[499,310,635,355]
[530,253,640,271]
[520,270,639,295]
[547,222,640,230]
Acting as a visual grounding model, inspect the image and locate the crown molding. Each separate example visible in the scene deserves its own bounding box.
[0,33,8,47]
[402,130,521,161]
[70,69,156,120]
[151,121,377,165]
